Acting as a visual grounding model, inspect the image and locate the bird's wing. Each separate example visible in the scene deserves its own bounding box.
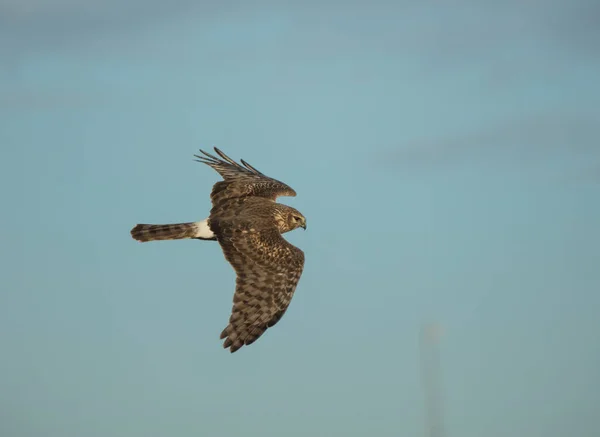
[216,227,305,353]
[194,147,297,207]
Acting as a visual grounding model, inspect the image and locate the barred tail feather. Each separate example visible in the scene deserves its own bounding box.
[130,219,216,242]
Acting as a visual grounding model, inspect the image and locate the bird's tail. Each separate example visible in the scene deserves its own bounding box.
[130,219,216,242]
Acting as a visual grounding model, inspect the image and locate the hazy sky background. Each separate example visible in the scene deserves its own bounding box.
[1,1,599,436]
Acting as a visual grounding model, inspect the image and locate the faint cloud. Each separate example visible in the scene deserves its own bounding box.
[0,0,205,54]
[286,0,600,66]
[1,0,597,59]
[571,164,600,184]
[383,112,600,170]
[0,0,83,15]
[0,89,103,110]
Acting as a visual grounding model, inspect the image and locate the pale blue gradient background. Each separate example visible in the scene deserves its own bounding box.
[1,1,599,436]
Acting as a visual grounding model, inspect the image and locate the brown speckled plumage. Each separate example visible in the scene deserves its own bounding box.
[131,147,306,353]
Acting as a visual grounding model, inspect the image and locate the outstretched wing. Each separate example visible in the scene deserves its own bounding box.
[216,228,305,353]
[194,147,297,207]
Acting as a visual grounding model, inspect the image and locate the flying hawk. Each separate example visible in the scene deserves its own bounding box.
[130,148,306,353]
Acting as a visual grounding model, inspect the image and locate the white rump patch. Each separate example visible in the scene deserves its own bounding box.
[192,219,215,239]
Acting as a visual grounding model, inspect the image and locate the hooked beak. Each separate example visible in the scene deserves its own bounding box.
[301,222,306,230]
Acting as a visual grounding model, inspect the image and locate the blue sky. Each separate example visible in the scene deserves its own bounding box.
[1,1,599,436]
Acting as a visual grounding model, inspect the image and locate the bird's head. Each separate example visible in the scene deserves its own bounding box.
[288,210,307,231]
[276,205,307,233]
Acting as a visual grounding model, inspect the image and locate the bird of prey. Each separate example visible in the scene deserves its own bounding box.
[130,148,306,353]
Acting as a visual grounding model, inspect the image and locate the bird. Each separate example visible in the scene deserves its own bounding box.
[130,147,306,353]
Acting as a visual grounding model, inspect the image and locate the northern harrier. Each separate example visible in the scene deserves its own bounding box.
[130,148,306,353]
